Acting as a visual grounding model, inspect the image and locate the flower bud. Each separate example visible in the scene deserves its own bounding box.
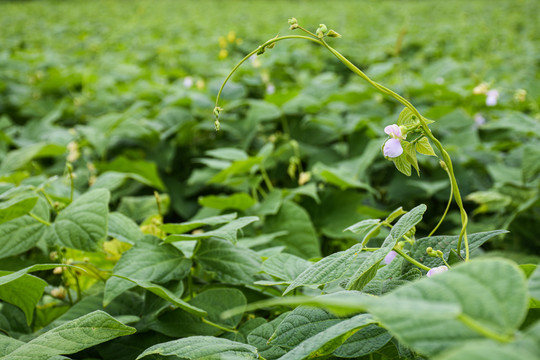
[316,24,328,38]
[326,29,341,38]
[288,18,298,25]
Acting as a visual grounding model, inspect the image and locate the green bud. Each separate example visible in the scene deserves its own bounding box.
[326,29,341,38]
[316,24,328,38]
[289,24,299,30]
[288,17,298,25]
[439,160,448,171]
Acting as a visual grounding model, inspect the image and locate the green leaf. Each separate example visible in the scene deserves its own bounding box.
[0,271,46,325]
[161,213,236,235]
[270,307,341,349]
[416,137,437,156]
[108,212,144,244]
[164,216,259,244]
[263,200,321,259]
[529,266,540,302]
[136,336,259,360]
[0,197,50,259]
[104,235,191,306]
[278,314,375,360]
[194,237,261,285]
[403,141,419,176]
[1,310,135,360]
[51,188,110,251]
[0,194,38,225]
[333,324,392,358]
[260,253,311,283]
[435,340,539,360]
[284,244,362,295]
[392,154,412,176]
[117,194,170,222]
[344,219,382,245]
[98,156,165,190]
[199,193,256,211]
[247,314,288,360]
[397,108,417,127]
[209,156,263,184]
[112,275,206,316]
[390,204,426,240]
[205,147,248,161]
[0,143,65,174]
[368,259,528,357]
[409,230,508,269]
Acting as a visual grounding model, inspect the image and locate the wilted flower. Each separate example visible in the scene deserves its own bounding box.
[383,124,404,158]
[384,250,397,264]
[485,89,499,106]
[426,265,448,277]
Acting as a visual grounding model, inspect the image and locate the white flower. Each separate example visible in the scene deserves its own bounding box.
[485,90,499,106]
[183,76,193,88]
[474,113,486,127]
[266,83,276,95]
[426,265,448,277]
[383,124,405,158]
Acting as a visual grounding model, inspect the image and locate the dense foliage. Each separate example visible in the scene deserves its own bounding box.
[1,0,539,359]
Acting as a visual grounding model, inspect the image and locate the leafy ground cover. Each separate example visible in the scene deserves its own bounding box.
[1,0,539,359]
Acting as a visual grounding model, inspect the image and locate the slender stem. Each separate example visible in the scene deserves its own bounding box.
[38,188,56,212]
[319,39,469,260]
[393,247,430,271]
[29,212,51,226]
[215,35,323,112]
[457,314,513,343]
[259,164,274,191]
[201,318,238,333]
[428,168,453,237]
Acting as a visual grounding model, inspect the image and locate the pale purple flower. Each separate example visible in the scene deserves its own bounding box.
[474,113,486,127]
[266,83,276,95]
[383,139,403,158]
[435,77,444,85]
[384,124,403,139]
[183,76,193,88]
[486,90,499,106]
[426,265,448,277]
[384,250,397,265]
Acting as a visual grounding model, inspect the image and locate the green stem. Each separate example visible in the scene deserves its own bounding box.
[393,247,430,271]
[457,314,513,343]
[319,39,469,260]
[29,212,51,226]
[201,318,238,333]
[259,164,274,191]
[428,167,453,237]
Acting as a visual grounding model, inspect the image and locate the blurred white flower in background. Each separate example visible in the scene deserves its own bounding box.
[266,83,275,95]
[474,113,486,127]
[485,89,499,106]
[183,76,193,88]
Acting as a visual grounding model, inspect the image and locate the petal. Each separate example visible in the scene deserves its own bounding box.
[383,139,403,158]
[426,265,448,277]
[384,250,397,265]
[384,124,401,138]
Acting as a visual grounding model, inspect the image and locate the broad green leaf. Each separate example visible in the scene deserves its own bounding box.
[368,259,528,356]
[522,143,540,183]
[344,219,382,245]
[416,137,437,156]
[0,197,50,259]
[104,235,191,306]
[392,154,412,176]
[529,266,540,302]
[205,147,248,161]
[195,237,261,284]
[284,244,362,295]
[0,271,46,325]
[164,216,258,244]
[112,275,206,316]
[277,314,375,360]
[96,333,175,360]
[136,336,259,360]
[270,307,341,349]
[435,340,539,360]
[149,288,246,337]
[260,253,311,283]
[263,200,321,259]
[397,108,417,127]
[108,212,144,244]
[98,156,165,190]
[161,213,237,234]
[0,143,65,174]
[0,303,30,338]
[0,264,74,287]
[199,193,256,211]
[1,310,135,360]
[333,324,392,358]
[209,156,263,184]
[0,194,38,225]
[117,194,170,222]
[254,189,282,216]
[51,188,110,251]
[409,230,508,268]
[247,314,288,360]
[347,205,426,290]
[91,172,130,192]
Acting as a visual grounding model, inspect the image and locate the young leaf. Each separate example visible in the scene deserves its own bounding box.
[136,336,259,360]
[403,141,419,176]
[2,310,135,359]
[161,213,237,234]
[51,188,110,251]
[392,154,412,176]
[0,194,38,225]
[164,216,259,244]
[416,137,437,156]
